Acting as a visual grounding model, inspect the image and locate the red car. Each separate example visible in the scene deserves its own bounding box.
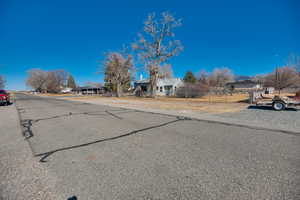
[0,90,11,106]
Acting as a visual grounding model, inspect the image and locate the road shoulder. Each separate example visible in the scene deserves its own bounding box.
[62,96,300,135]
[0,104,62,200]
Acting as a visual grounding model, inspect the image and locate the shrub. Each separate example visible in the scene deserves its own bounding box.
[296,90,300,97]
[176,83,209,98]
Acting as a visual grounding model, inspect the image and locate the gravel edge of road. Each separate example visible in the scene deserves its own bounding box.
[58,97,300,136]
[0,103,63,200]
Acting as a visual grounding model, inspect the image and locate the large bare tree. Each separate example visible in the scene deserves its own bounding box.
[264,66,300,94]
[45,70,68,93]
[103,52,133,97]
[26,69,48,92]
[26,69,68,93]
[133,12,183,97]
[208,67,234,88]
[0,75,5,89]
[158,64,173,79]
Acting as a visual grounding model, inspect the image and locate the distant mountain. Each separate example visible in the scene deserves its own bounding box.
[235,75,253,81]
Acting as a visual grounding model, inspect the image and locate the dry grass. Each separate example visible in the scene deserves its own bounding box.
[64,93,249,114]
[67,93,249,103]
[37,93,74,97]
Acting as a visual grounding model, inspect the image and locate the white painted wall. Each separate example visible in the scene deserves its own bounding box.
[156,78,183,96]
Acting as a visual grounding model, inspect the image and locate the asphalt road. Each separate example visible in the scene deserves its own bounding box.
[217,105,300,133]
[10,93,300,199]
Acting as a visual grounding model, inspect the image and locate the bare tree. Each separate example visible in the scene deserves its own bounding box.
[208,67,234,88]
[0,75,5,89]
[132,12,183,97]
[67,74,77,89]
[264,66,300,94]
[45,70,68,93]
[286,53,300,75]
[26,69,48,92]
[198,70,209,85]
[27,69,68,93]
[103,52,133,97]
[159,64,173,79]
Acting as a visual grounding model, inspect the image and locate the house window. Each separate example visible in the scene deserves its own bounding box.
[160,87,163,92]
[156,86,159,90]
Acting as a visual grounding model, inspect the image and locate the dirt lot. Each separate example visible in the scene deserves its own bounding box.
[62,94,249,114]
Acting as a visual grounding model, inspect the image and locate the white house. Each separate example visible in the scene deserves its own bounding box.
[134,77,183,96]
[156,78,183,96]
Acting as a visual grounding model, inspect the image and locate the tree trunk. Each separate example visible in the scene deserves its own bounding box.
[116,83,122,97]
[149,65,159,98]
[150,81,157,98]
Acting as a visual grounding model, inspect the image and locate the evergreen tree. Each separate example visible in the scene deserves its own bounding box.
[183,71,197,84]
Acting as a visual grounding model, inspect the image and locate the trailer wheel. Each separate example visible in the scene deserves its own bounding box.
[273,101,285,111]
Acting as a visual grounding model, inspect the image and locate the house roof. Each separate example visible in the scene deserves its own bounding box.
[135,79,150,84]
[226,79,261,89]
[76,86,104,90]
[157,78,182,85]
[135,78,182,85]
[226,79,258,85]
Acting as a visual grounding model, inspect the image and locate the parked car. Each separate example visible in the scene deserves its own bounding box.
[0,90,11,106]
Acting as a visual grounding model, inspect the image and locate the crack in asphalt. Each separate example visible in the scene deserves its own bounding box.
[15,94,299,164]
[36,118,185,162]
[21,119,34,139]
[105,110,123,120]
[23,109,127,124]
[16,102,188,162]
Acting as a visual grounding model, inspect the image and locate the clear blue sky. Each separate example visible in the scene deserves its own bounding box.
[0,0,299,90]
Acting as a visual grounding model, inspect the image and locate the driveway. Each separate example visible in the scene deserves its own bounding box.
[11,93,300,199]
[216,105,300,132]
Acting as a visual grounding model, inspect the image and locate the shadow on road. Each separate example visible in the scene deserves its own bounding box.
[247,105,298,111]
[0,102,14,106]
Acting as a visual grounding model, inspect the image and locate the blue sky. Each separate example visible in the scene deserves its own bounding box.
[0,0,299,90]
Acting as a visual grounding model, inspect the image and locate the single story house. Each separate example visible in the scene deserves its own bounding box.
[225,80,262,90]
[134,78,183,96]
[74,86,106,95]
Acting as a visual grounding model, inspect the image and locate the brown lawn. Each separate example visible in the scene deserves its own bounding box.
[63,94,249,114]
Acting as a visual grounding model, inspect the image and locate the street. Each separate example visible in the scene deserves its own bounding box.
[1,93,299,199]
